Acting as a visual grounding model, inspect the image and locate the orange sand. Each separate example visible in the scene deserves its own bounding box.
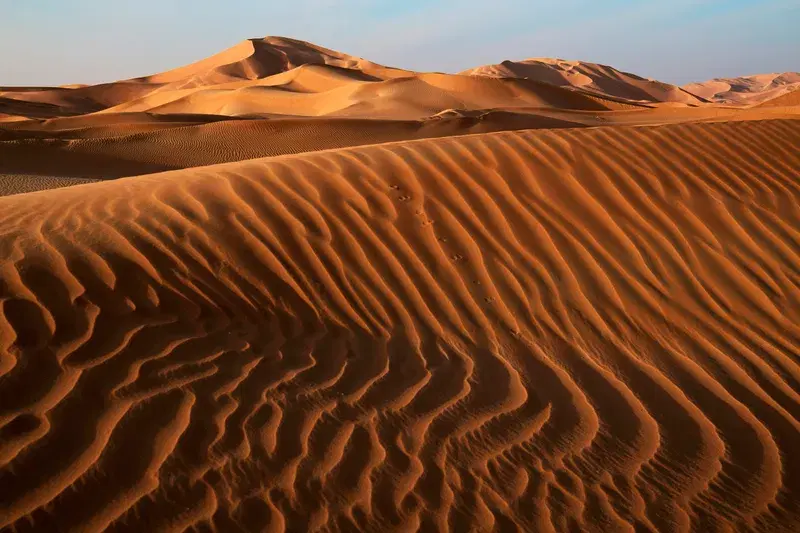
[1,37,799,532]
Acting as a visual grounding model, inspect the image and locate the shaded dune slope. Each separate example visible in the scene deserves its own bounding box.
[1,119,800,532]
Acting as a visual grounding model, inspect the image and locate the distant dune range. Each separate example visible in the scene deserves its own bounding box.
[1,36,798,189]
[1,37,799,532]
[684,73,800,106]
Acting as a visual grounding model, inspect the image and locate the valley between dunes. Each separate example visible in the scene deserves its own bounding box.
[1,37,799,532]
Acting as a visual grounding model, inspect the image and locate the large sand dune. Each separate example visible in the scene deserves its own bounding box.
[1,118,799,532]
[1,36,799,532]
[462,58,706,105]
[0,37,410,122]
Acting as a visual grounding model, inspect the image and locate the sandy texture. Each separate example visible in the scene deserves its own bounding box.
[1,36,799,532]
[462,58,706,104]
[2,118,800,532]
[684,73,800,106]
[0,175,98,197]
[6,106,798,183]
[758,88,800,108]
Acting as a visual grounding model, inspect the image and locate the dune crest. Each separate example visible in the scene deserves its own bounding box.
[141,36,410,87]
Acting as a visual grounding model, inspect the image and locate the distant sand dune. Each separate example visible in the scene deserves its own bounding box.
[684,73,800,106]
[1,118,799,531]
[141,36,410,86]
[4,106,797,183]
[759,88,800,108]
[462,58,706,104]
[96,70,645,120]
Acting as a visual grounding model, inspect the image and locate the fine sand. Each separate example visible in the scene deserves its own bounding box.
[462,58,706,104]
[684,73,800,105]
[1,37,799,532]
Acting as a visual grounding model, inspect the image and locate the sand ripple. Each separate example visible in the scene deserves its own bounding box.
[1,119,799,532]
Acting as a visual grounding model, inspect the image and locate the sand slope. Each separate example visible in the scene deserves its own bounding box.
[95,68,644,120]
[1,37,794,126]
[758,88,800,108]
[0,37,410,121]
[0,115,581,181]
[1,118,799,532]
[4,105,797,187]
[462,58,706,104]
[684,73,800,106]
[140,36,410,87]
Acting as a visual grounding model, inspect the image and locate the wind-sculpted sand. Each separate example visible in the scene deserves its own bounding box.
[684,73,800,106]
[462,58,705,104]
[1,118,799,532]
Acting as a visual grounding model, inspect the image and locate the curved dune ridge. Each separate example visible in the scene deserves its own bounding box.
[0,37,411,120]
[461,58,706,105]
[1,36,796,126]
[0,114,592,183]
[684,73,800,106]
[9,104,800,192]
[139,36,410,87]
[1,118,799,532]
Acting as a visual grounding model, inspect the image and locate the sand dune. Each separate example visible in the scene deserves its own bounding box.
[0,175,98,196]
[462,58,706,104]
[0,36,793,125]
[4,105,797,186]
[1,35,799,532]
[141,36,410,86]
[684,72,800,106]
[0,114,585,181]
[96,69,645,120]
[0,37,410,121]
[1,118,799,531]
[0,36,696,125]
[758,87,800,108]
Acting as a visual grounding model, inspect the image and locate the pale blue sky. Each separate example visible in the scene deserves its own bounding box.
[1,0,797,87]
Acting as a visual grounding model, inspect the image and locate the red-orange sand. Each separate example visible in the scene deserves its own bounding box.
[1,37,799,532]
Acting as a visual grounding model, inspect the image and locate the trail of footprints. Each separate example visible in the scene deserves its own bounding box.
[0,119,799,531]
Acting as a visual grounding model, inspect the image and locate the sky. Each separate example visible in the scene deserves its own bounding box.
[1,0,798,87]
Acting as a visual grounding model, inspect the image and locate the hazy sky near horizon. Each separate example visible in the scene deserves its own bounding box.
[1,0,797,86]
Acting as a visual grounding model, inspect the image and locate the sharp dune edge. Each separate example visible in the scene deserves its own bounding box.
[1,36,800,532]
